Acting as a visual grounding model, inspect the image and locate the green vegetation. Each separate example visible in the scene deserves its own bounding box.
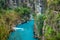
[43,0,60,40]
[34,0,60,40]
[0,0,32,40]
[0,7,31,40]
[44,9,60,40]
[36,14,46,35]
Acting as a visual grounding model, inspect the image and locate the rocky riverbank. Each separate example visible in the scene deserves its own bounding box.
[34,23,41,39]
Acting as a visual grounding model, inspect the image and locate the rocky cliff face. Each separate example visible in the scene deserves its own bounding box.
[43,0,60,40]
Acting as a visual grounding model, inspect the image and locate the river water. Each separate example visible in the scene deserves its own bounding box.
[8,0,42,40]
[8,19,37,40]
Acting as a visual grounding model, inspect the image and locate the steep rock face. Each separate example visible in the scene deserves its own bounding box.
[44,10,60,40]
[45,0,60,32]
[43,0,60,40]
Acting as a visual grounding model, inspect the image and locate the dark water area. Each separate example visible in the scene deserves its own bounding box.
[8,20,37,40]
